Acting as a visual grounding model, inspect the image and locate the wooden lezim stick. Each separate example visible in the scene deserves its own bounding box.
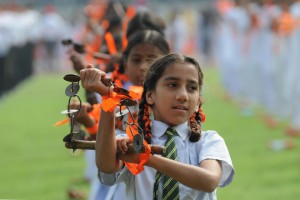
[84,49,112,62]
[92,52,112,62]
[65,139,165,155]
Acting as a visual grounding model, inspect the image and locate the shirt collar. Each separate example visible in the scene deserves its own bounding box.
[152,120,189,141]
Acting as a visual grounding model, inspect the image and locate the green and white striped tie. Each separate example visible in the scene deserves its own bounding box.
[153,127,179,200]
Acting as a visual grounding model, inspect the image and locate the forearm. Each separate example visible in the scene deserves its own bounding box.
[77,115,95,128]
[95,109,123,173]
[146,155,221,192]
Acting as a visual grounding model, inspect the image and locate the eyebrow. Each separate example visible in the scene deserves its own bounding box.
[164,76,198,84]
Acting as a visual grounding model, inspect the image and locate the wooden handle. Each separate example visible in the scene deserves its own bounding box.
[84,49,111,62]
[65,139,165,155]
[92,52,112,62]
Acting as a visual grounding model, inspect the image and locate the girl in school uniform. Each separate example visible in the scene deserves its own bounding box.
[80,53,234,200]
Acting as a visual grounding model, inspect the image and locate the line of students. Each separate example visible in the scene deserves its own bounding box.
[64,2,234,199]
[66,4,172,199]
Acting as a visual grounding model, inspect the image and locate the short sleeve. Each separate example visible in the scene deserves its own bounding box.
[198,130,234,187]
[98,166,132,186]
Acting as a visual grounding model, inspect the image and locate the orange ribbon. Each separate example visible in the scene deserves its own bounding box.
[101,89,141,112]
[199,108,206,122]
[124,122,151,175]
[54,118,69,126]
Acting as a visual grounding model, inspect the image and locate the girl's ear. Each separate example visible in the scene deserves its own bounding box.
[146,91,154,105]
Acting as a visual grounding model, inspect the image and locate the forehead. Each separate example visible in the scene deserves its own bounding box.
[128,43,164,57]
[161,62,199,82]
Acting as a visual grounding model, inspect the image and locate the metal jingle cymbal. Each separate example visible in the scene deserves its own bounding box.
[113,87,130,96]
[63,74,81,82]
[120,98,137,106]
[61,109,78,115]
[65,83,80,96]
[115,109,129,117]
[133,134,144,153]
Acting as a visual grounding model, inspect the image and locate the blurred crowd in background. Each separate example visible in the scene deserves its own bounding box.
[214,0,300,146]
[1,0,300,198]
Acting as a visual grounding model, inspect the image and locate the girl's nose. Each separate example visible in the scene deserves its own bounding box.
[134,71,143,86]
[176,87,188,101]
[137,63,147,83]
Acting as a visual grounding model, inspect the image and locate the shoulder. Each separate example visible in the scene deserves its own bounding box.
[200,130,225,144]
[196,130,230,160]
[186,130,228,159]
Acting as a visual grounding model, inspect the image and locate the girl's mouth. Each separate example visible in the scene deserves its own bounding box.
[173,105,188,110]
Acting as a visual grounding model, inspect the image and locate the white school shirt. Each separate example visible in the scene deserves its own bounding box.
[99,120,234,200]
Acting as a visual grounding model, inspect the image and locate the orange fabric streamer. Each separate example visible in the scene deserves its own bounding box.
[101,90,140,112]
[125,5,136,19]
[104,32,118,55]
[121,5,136,50]
[86,123,98,135]
[54,118,69,126]
[124,122,151,175]
[128,86,143,98]
[86,104,101,135]
[110,69,129,88]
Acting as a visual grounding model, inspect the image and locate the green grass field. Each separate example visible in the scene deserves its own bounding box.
[0,68,299,200]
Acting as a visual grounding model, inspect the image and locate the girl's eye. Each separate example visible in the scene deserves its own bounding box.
[188,85,198,91]
[129,56,142,64]
[167,82,177,87]
[132,59,141,63]
[146,57,156,63]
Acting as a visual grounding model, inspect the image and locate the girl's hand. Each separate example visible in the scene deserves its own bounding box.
[69,100,91,121]
[80,65,110,95]
[116,137,130,154]
[69,100,95,127]
[116,137,140,163]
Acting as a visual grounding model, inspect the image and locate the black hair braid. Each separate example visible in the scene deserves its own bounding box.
[137,93,152,144]
[189,107,202,142]
[137,97,146,134]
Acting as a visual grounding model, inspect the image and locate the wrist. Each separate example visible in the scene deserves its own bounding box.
[101,88,115,100]
[145,154,156,167]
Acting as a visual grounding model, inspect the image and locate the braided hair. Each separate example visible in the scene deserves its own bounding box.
[137,53,204,144]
